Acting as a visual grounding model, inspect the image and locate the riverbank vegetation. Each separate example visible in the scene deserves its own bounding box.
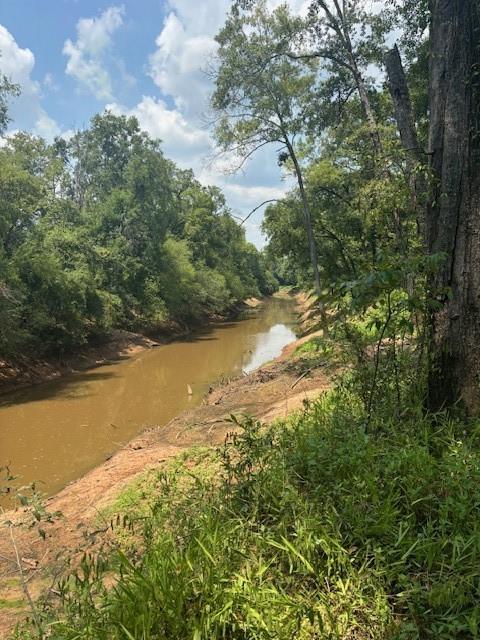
[17,381,480,639]
[4,0,480,637]
[0,112,276,359]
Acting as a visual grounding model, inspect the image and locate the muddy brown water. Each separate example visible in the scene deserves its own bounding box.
[0,297,297,505]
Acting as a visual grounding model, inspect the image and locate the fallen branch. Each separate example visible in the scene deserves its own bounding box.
[291,367,315,389]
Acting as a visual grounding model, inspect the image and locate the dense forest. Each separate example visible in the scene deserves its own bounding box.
[3,0,480,638]
[0,109,275,358]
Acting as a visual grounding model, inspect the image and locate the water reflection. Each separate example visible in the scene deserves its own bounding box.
[0,297,297,501]
[244,324,297,373]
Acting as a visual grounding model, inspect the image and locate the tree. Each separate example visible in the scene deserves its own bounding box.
[0,71,19,136]
[211,2,325,307]
[68,112,147,206]
[385,44,427,238]
[426,0,480,414]
[306,0,387,156]
[385,45,422,176]
[235,0,388,157]
[0,109,274,357]
[387,0,430,59]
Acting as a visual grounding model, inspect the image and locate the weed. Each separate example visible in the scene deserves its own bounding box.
[17,372,480,639]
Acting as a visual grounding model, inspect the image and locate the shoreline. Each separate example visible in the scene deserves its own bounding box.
[0,298,262,397]
[0,291,326,635]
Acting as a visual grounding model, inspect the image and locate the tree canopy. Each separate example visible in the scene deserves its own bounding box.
[212,0,480,416]
[0,112,276,357]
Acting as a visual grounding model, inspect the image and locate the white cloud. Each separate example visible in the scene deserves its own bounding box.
[0,24,36,92]
[0,24,61,141]
[148,10,220,119]
[106,96,212,166]
[222,183,286,204]
[63,6,125,100]
[113,0,314,246]
[223,181,286,221]
[34,112,61,139]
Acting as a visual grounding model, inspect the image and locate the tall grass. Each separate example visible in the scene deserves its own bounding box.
[16,382,480,639]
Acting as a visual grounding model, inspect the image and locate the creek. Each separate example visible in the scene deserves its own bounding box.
[0,296,297,503]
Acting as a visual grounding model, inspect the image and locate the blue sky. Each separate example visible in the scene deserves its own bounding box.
[0,0,310,246]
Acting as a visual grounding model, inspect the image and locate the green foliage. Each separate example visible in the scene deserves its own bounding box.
[23,372,480,639]
[10,4,479,638]
[0,114,274,357]
[387,0,430,58]
[214,0,431,353]
[213,3,320,156]
[0,71,20,135]
[294,335,333,360]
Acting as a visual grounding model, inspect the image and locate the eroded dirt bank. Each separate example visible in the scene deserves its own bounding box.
[0,299,262,395]
[0,328,178,396]
[0,292,327,635]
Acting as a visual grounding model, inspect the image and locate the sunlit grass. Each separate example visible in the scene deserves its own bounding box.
[14,383,480,639]
[0,599,24,610]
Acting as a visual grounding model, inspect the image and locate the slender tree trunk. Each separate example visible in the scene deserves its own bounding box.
[286,141,328,327]
[298,179,322,298]
[426,0,480,415]
[385,44,427,241]
[292,155,322,296]
[319,0,382,155]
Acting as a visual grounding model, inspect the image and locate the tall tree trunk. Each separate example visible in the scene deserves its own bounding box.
[385,45,422,172]
[426,0,480,414]
[291,153,322,296]
[333,1,382,156]
[286,140,328,329]
[385,44,427,240]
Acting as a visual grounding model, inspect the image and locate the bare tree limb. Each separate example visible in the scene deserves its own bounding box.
[235,199,281,226]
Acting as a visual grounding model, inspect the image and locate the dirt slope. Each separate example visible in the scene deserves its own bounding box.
[0,295,328,636]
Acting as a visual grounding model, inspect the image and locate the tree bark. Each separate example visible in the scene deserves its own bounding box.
[286,140,328,328]
[426,0,480,415]
[385,44,423,171]
[291,151,322,296]
[385,44,427,239]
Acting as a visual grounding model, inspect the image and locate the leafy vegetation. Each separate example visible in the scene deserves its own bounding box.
[0,113,276,358]
[3,0,480,636]
[16,376,480,639]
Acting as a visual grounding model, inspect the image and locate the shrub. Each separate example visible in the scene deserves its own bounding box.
[21,379,480,639]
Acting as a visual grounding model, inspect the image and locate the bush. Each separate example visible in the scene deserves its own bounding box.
[21,378,480,639]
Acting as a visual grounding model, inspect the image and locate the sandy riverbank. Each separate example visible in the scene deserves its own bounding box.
[0,291,327,635]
